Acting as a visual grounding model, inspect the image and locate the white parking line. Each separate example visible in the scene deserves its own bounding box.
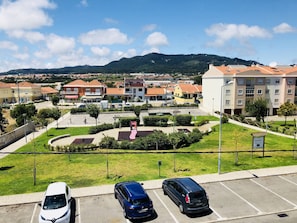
[250,179,297,208]
[77,198,81,223]
[209,205,224,220]
[279,175,297,186]
[153,190,180,223]
[220,182,262,214]
[30,203,38,223]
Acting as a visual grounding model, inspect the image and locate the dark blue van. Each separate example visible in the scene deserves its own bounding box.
[114,181,154,220]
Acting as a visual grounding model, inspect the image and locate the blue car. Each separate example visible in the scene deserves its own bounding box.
[114,181,154,220]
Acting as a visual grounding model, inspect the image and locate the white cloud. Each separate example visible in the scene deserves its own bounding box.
[205,23,271,47]
[0,41,18,51]
[145,32,168,47]
[142,47,160,55]
[13,52,29,60]
[104,18,118,24]
[45,34,76,54]
[79,28,130,45]
[0,0,56,31]
[7,30,45,43]
[273,23,295,33]
[80,0,88,7]
[91,46,110,56]
[142,24,157,32]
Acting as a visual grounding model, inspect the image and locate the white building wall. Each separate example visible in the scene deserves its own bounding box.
[202,65,234,114]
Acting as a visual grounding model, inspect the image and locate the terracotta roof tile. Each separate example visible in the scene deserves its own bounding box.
[106,88,124,95]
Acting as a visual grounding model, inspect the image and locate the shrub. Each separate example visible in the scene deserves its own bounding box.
[143,116,168,126]
[88,123,114,134]
[175,114,192,126]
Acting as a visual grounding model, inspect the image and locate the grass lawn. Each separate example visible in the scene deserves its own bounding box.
[0,122,296,196]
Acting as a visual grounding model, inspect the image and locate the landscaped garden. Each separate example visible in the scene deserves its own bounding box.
[0,116,296,196]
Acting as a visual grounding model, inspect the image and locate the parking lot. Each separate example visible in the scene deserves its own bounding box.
[1,173,297,223]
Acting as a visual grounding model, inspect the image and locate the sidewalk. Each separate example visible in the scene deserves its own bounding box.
[1,165,297,206]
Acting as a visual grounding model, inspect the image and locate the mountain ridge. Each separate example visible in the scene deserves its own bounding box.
[1,53,260,75]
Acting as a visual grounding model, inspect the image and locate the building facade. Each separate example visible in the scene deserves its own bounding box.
[202,64,297,115]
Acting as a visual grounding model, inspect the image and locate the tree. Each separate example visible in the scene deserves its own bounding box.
[51,95,60,106]
[50,107,61,128]
[10,104,37,126]
[245,98,267,122]
[86,104,100,126]
[133,105,142,118]
[277,102,297,126]
[0,107,5,133]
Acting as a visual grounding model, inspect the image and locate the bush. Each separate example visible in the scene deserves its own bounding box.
[88,123,114,134]
[143,116,169,126]
[119,117,140,127]
[70,107,87,114]
[175,114,192,126]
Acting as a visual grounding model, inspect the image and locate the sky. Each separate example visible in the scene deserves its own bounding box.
[0,0,297,72]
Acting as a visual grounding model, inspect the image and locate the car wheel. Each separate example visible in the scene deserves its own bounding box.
[179,203,184,213]
[163,188,167,195]
[114,193,117,199]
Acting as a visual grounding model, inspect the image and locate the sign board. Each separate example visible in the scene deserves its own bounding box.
[253,136,264,149]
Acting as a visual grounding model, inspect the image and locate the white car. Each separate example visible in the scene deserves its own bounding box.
[39,182,72,223]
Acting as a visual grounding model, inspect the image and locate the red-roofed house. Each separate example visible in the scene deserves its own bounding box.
[61,79,106,102]
[174,83,202,104]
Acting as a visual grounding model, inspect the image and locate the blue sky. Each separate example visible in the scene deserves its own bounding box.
[0,0,297,72]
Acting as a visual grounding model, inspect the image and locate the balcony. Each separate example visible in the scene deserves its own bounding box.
[85,92,102,96]
[61,90,78,95]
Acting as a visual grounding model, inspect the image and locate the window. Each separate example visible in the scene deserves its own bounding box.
[275,89,279,95]
[265,89,270,94]
[237,89,243,95]
[226,89,231,95]
[274,98,279,103]
[275,79,280,84]
[237,79,244,85]
[257,89,262,95]
[237,99,243,105]
[225,100,230,105]
[265,79,271,84]
[256,78,264,84]
[287,79,294,85]
[138,88,143,92]
[288,89,292,95]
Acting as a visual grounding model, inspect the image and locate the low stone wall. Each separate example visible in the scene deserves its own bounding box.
[48,134,70,146]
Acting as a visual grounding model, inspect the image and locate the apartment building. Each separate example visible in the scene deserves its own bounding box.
[202,64,297,115]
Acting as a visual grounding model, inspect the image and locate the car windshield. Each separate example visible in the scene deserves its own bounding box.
[132,197,150,205]
[43,194,67,210]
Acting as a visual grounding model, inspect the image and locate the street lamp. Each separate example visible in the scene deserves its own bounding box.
[218,81,233,174]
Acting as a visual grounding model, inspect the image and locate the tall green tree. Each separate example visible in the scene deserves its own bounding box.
[245,98,267,122]
[0,107,5,133]
[50,107,61,128]
[86,104,100,126]
[51,95,60,106]
[277,102,297,126]
[10,104,37,126]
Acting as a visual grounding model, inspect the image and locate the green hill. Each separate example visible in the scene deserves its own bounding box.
[2,53,259,75]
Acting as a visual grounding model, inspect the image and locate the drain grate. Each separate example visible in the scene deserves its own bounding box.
[277,213,288,218]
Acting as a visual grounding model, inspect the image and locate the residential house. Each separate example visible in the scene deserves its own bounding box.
[124,78,145,102]
[9,81,42,103]
[145,88,167,101]
[202,64,297,115]
[0,82,14,104]
[174,83,202,104]
[61,79,106,102]
[41,86,59,101]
